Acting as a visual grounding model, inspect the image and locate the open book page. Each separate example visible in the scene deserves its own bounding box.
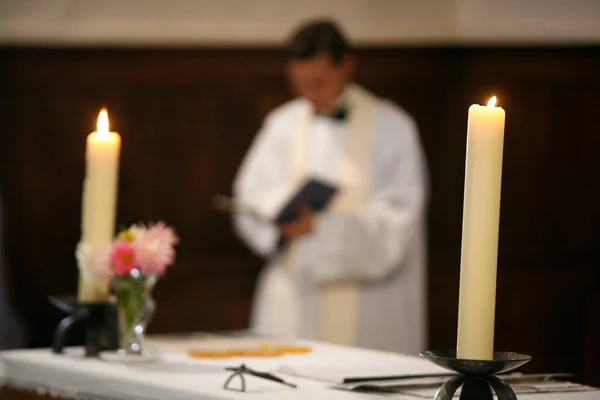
[276,358,449,384]
[274,342,449,383]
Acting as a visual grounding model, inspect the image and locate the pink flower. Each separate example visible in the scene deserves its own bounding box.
[111,240,136,276]
[133,221,178,276]
[90,244,114,279]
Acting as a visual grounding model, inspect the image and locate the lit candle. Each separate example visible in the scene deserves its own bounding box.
[456,96,505,360]
[78,108,121,302]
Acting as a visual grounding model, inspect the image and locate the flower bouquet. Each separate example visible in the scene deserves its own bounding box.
[77,221,178,356]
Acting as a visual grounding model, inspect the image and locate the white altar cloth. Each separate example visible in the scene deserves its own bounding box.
[1,339,599,400]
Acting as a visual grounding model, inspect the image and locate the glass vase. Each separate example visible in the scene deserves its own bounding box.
[112,269,157,356]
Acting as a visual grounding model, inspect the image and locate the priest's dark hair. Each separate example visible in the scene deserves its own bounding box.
[287,19,351,65]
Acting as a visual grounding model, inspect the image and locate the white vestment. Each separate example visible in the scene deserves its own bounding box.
[233,84,428,355]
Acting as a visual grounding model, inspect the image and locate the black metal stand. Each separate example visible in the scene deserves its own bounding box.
[420,350,532,400]
[50,296,118,357]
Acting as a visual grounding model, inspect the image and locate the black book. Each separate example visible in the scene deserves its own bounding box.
[274,179,338,225]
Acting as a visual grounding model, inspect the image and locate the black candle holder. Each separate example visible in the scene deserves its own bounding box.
[50,296,118,357]
[420,350,531,400]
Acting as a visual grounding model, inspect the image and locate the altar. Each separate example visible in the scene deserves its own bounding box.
[0,335,599,400]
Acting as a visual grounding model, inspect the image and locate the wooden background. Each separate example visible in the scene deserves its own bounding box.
[0,46,599,385]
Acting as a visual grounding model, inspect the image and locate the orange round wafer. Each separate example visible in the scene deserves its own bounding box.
[231,347,284,357]
[260,344,312,354]
[280,346,312,354]
[188,349,233,358]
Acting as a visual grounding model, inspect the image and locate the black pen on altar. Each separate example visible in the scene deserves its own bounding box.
[343,372,457,384]
[342,371,575,384]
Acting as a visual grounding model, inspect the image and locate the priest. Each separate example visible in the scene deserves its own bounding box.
[232,19,429,354]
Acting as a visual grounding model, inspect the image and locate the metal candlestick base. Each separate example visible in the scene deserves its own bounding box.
[50,296,118,357]
[420,350,532,400]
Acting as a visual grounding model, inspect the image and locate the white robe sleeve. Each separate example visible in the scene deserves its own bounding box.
[303,111,427,283]
[232,114,287,257]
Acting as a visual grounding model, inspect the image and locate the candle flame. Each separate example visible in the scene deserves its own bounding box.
[97,108,109,136]
[487,96,497,107]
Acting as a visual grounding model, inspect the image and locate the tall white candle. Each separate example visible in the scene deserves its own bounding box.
[78,108,121,302]
[456,96,505,360]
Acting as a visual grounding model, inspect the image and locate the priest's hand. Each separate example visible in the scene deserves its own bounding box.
[279,206,315,239]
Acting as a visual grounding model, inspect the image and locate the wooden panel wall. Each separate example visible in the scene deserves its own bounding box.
[0,46,599,385]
